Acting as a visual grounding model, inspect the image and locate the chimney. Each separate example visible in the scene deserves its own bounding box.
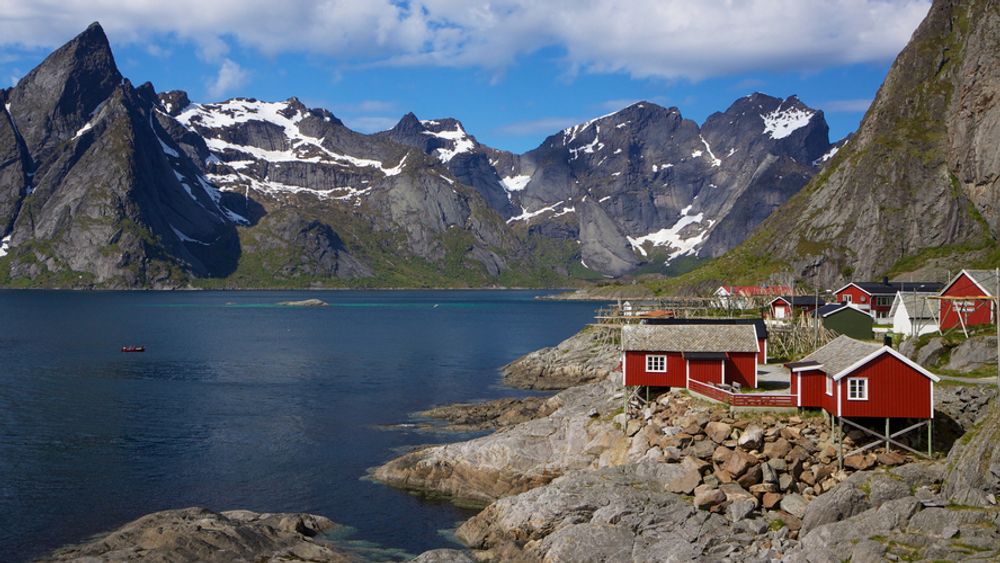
[882,276,889,285]
[883,334,893,348]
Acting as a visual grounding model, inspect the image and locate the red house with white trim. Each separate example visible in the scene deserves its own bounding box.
[834,279,943,321]
[714,285,792,310]
[786,335,939,419]
[768,295,826,320]
[622,324,760,389]
[939,269,997,331]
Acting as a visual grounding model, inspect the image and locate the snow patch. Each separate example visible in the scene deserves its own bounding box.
[699,136,722,167]
[813,143,843,165]
[627,207,714,263]
[501,174,531,192]
[422,123,475,163]
[599,195,612,203]
[72,121,94,140]
[507,201,565,223]
[438,174,454,185]
[178,99,401,175]
[761,104,814,139]
[0,235,10,257]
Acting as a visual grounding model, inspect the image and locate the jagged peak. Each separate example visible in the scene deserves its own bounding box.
[158,90,191,116]
[391,111,424,133]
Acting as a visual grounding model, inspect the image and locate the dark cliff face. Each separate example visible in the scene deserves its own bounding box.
[682,0,1000,290]
[0,23,242,287]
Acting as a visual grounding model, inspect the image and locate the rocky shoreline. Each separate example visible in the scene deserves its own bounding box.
[369,326,1000,561]
[43,327,1000,562]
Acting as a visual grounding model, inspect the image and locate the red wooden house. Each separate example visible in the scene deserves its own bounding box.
[714,285,792,310]
[786,335,939,419]
[938,269,998,331]
[834,278,943,321]
[768,295,826,320]
[622,324,760,389]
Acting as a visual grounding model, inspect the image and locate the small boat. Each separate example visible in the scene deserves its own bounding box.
[121,346,145,353]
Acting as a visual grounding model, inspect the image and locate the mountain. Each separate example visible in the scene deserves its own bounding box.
[660,0,1000,292]
[0,23,241,287]
[387,96,834,276]
[0,22,837,288]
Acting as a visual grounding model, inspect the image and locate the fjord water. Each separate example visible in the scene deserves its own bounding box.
[0,290,598,561]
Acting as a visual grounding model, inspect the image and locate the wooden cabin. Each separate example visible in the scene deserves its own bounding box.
[768,295,826,320]
[787,335,938,419]
[622,324,760,389]
[640,317,769,363]
[834,279,943,321]
[938,269,997,331]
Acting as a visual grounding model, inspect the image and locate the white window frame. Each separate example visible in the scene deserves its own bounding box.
[645,354,667,373]
[843,294,852,303]
[825,376,833,396]
[847,377,868,401]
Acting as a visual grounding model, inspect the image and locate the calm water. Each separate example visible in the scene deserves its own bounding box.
[0,290,598,561]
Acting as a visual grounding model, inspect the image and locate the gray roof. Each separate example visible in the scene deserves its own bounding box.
[959,270,1000,297]
[800,335,882,377]
[622,324,759,353]
[889,292,937,320]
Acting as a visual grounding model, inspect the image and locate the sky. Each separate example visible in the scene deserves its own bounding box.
[0,0,931,154]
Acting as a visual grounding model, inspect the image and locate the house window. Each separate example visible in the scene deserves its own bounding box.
[847,378,868,400]
[825,376,832,396]
[843,295,852,303]
[860,295,868,303]
[645,355,667,372]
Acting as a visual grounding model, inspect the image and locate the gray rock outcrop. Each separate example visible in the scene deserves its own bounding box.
[43,507,354,562]
[501,325,619,389]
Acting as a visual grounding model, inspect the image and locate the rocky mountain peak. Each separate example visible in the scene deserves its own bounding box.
[6,21,122,158]
[159,90,191,116]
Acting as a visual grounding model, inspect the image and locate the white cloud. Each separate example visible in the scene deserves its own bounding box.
[499,117,584,136]
[822,98,874,112]
[0,1,931,81]
[207,59,249,99]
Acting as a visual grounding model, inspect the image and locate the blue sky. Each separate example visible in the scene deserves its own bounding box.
[0,1,930,153]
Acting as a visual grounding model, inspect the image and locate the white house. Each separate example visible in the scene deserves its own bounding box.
[889,292,938,337]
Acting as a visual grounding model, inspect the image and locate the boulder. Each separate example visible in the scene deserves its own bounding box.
[763,438,792,460]
[693,487,727,510]
[876,451,906,466]
[944,335,998,371]
[704,421,733,443]
[780,494,809,519]
[667,469,702,495]
[712,445,734,465]
[736,463,763,489]
[913,337,947,367]
[727,499,756,522]
[844,453,877,471]
[737,424,764,451]
[762,492,783,509]
[722,449,755,478]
